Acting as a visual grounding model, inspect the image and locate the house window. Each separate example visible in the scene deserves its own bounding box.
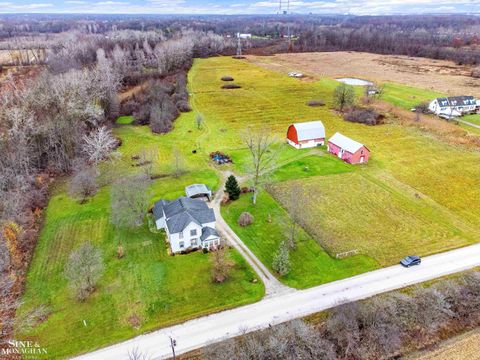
[191,238,198,246]
[179,241,184,248]
[179,232,184,239]
[190,229,197,236]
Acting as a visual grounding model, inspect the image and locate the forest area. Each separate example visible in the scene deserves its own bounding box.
[1,13,480,353]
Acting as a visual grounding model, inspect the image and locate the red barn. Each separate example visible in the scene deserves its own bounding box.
[328,132,370,164]
[286,121,325,149]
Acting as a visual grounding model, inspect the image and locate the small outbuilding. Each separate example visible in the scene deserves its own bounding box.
[185,184,212,201]
[328,132,370,164]
[287,121,326,149]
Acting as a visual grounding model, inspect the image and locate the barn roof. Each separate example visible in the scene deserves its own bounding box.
[329,132,366,154]
[292,121,325,141]
[185,184,211,198]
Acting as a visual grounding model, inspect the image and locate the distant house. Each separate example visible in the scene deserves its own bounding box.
[153,197,220,253]
[287,121,326,149]
[237,33,252,39]
[185,184,212,201]
[328,132,370,164]
[428,96,477,117]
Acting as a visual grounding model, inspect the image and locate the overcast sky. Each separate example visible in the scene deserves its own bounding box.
[0,0,479,15]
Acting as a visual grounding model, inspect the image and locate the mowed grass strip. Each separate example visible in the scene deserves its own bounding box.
[222,192,378,289]
[16,122,264,359]
[270,154,353,182]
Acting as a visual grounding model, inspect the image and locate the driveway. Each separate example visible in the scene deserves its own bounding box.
[73,243,480,360]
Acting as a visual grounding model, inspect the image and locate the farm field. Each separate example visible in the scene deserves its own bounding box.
[16,121,264,359]
[17,55,480,357]
[245,52,480,97]
[190,56,480,267]
[409,328,480,360]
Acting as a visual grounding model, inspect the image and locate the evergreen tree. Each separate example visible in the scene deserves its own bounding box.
[225,175,241,201]
[272,241,290,276]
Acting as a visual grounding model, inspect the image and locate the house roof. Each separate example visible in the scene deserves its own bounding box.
[292,121,325,141]
[435,96,476,107]
[329,132,366,154]
[201,227,220,241]
[185,184,211,198]
[153,197,216,233]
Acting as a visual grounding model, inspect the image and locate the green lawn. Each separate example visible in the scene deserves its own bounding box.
[382,83,444,110]
[16,123,263,359]
[116,115,134,125]
[271,153,353,182]
[222,192,378,288]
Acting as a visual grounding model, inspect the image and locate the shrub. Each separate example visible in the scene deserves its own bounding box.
[238,212,254,227]
[306,100,325,107]
[221,76,234,81]
[221,83,242,89]
[344,107,384,125]
[471,66,480,78]
[176,100,192,112]
[414,102,431,114]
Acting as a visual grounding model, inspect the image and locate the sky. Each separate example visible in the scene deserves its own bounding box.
[0,0,479,16]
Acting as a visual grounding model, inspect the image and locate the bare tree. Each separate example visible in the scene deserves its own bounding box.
[287,186,308,250]
[171,147,185,178]
[110,174,151,229]
[82,126,118,165]
[69,167,98,204]
[272,241,290,276]
[195,113,204,130]
[64,242,103,301]
[242,128,278,204]
[127,347,151,360]
[211,246,234,283]
[333,83,355,112]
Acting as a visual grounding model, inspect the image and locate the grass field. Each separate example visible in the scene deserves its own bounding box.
[222,192,378,288]
[17,55,480,357]
[382,83,444,110]
[191,56,480,267]
[16,122,264,359]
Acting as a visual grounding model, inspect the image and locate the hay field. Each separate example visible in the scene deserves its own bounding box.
[192,56,480,267]
[246,52,480,97]
[409,329,480,360]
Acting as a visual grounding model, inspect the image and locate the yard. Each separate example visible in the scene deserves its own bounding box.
[16,123,264,359]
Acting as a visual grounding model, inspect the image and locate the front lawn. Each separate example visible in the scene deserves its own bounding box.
[221,192,378,289]
[16,124,263,359]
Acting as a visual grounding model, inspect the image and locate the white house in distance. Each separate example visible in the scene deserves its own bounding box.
[237,33,252,39]
[286,121,326,149]
[153,197,220,253]
[428,96,477,117]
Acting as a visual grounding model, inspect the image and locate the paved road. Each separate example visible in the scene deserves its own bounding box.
[73,243,480,360]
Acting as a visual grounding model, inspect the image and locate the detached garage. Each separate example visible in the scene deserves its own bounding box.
[328,132,370,164]
[287,121,326,149]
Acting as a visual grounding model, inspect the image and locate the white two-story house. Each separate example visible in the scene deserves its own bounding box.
[153,197,220,253]
[428,96,477,117]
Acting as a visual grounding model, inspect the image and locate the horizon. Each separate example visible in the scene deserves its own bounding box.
[1,1,479,16]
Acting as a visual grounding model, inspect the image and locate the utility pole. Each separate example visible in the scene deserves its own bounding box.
[236,33,242,56]
[169,336,177,360]
[278,0,292,51]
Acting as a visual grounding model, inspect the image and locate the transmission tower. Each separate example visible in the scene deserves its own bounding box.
[278,0,292,51]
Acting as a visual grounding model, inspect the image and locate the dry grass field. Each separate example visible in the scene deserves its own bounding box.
[246,52,480,97]
[409,329,480,360]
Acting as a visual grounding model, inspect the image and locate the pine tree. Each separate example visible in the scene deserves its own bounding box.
[225,175,241,201]
[272,241,290,276]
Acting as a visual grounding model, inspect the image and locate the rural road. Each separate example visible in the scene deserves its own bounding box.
[73,243,480,360]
